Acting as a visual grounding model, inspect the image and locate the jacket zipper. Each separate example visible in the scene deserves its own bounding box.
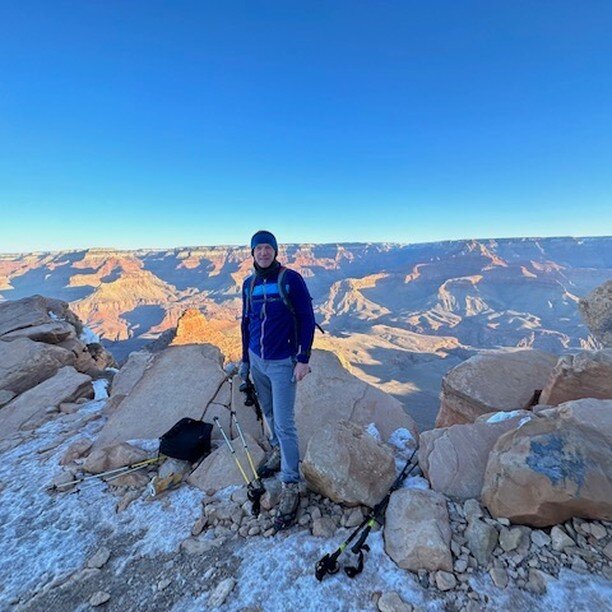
[260,278,267,358]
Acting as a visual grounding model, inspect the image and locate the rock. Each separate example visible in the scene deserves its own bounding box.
[530,530,551,548]
[0,389,16,407]
[157,578,171,591]
[571,557,588,573]
[589,523,607,540]
[311,516,336,538]
[296,350,419,455]
[378,591,412,612]
[463,499,483,522]
[345,507,364,528]
[83,443,149,474]
[208,577,236,608]
[94,345,226,448]
[108,351,153,401]
[1,320,76,344]
[0,295,81,338]
[603,541,612,560]
[550,526,574,551]
[489,567,508,588]
[0,367,92,441]
[384,489,453,572]
[499,526,527,552]
[540,350,612,405]
[579,281,612,347]
[86,547,111,569]
[435,571,457,591]
[465,519,498,566]
[89,591,111,607]
[188,433,264,494]
[526,569,551,595]
[60,438,93,465]
[180,538,219,555]
[436,349,557,427]
[419,414,531,499]
[301,420,396,507]
[482,398,612,527]
[0,337,75,396]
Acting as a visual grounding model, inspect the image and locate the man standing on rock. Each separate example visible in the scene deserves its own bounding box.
[239,230,316,530]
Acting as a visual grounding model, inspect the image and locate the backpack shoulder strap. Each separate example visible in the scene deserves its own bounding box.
[277,266,295,315]
[246,274,257,314]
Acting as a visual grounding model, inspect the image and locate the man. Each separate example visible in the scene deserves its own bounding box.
[239,230,316,530]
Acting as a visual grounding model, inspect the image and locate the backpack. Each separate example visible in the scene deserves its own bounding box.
[159,417,213,463]
[246,266,324,335]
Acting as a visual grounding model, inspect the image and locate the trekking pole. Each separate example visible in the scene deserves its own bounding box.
[315,449,418,581]
[213,417,264,516]
[231,411,266,516]
[47,456,162,492]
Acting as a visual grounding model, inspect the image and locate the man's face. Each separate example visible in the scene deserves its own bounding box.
[254,243,275,268]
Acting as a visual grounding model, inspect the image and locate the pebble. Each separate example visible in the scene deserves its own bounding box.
[589,524,607,540]
[530,530,551,548]
[208,578,235,608]
[86,547,111,569]
[571,557,588,573]
[378,590,413,612]
[435,571,457,591]
[489,567,508,589]
[89,591,111,607]
[157,578,171,591]
[551,526,574,551]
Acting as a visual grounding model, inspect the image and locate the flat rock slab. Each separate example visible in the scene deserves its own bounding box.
[436,348,557,427]
[94,345,225,448]
[0,366,92,440]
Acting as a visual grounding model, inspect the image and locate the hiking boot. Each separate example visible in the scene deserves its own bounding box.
[258,445,281,478]
[274,482,300,531]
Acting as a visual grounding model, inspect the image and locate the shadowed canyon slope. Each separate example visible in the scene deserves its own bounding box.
[1,237,610,430]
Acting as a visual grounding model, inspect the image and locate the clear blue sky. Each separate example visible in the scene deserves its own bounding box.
[1,1,611,252]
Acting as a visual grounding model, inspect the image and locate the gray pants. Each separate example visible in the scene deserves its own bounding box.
[248,350,300,483]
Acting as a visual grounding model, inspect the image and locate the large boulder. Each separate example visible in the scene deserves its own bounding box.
[540,350,612,405]
[579,281,612,347]
[187,432,264,494]
[384,488,453,571]
[301,420,396,507]
[296,350,418,455]
[0,337,75,396]
[0,295,82,338]
[482,398,612,527]
[94,345,228,448]
[419,410,532,499]
[0,366,93,440]
[435,349,558,427]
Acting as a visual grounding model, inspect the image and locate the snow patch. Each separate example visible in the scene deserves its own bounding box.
[518,416,532,428]
[92,379,109,401]
[365,422,381,441]
[79,325,100,344]
[486,410,521,424]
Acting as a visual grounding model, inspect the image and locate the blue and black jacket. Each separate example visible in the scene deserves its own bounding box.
[241,263,316,364]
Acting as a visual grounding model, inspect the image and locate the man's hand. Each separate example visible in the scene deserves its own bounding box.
[293,362,311,382]
[239,362,250,382]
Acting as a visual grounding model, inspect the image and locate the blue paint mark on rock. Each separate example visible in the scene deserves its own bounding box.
[526,434,586,490]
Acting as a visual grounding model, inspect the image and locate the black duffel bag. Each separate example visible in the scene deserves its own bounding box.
[159,417,213,464]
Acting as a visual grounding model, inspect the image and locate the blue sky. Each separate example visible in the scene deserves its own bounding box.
[1,1,611,252]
